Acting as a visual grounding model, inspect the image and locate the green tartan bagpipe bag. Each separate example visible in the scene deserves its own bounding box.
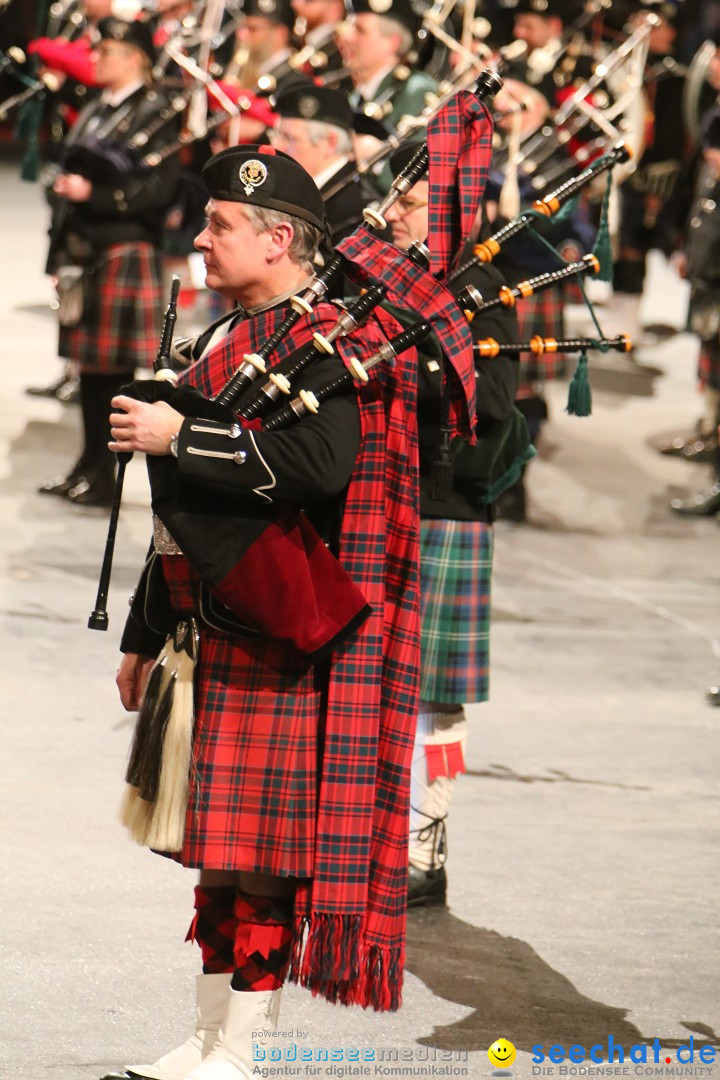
[451,405,536,506]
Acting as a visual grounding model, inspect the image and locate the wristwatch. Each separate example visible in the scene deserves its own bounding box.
[169,429,181,458]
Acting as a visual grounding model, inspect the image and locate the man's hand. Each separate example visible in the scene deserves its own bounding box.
[109,396,184,455]
[53,172,92,202]
[117,652,155,712]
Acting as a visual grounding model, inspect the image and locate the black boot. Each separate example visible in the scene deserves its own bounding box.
[408,815,448,908]
[38,464,89,497]
[657,421,717,463]
[63,372,127,508]
[67,470,116,508]
[408,865,447,908]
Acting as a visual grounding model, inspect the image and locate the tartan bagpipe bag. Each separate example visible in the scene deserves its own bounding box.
[123,303,374,662]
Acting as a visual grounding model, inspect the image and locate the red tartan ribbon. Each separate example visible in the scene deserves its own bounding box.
[427,91,494,279]
[336,232,477,442]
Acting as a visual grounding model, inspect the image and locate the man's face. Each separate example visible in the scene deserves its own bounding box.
[83,0,113,20]
[292,0,332,31]
[271,118,332,176]
[513,14,561,52]
[93,40,140,90]
[194,200,273,299]
[341,13,398,79]
[238,15,285,62]
[384,180,429,249]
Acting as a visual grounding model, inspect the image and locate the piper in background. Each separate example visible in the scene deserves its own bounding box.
[343,0,438,137]
[383,142,532,908]
[38,17,180,508]
[271,82,378,246]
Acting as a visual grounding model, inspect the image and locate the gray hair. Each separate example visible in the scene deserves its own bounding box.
[377,15,413,57]
[304,119,353,157]
[243,204,322,268]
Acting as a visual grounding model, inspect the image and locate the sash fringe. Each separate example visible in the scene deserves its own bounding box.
[287,913,403,1012]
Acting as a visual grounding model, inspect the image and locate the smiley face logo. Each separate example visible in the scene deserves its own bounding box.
[488,1039,517,1070]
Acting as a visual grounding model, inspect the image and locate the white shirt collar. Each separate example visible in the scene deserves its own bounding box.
[313,156,349,191]
[355,63,395,103]
[101,79,145,107]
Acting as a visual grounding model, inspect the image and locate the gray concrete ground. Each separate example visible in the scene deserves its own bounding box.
[1,158,718,1080]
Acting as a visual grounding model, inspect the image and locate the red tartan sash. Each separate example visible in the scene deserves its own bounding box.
[427,91,494,278]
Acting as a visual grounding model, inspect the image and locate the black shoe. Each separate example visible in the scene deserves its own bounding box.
[408,864,447,908]
[38,472,88,497]
[98,1073,131,1080]
[26,373,73,399]
[670,482,720,517]
[67,475,115,508]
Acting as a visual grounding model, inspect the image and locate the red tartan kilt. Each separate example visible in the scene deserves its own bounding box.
[515,283,568,386]
[59,242,163,375]
[160,555,321,876]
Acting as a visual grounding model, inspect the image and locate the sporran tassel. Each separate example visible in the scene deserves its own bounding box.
[119,618,199,852]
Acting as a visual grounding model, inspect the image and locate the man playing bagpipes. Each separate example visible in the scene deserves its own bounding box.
[270,82,379,249]
[379,138,533,908]
[98,128,481,1078]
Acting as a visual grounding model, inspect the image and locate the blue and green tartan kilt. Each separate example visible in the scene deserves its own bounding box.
[419,518,493,705]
